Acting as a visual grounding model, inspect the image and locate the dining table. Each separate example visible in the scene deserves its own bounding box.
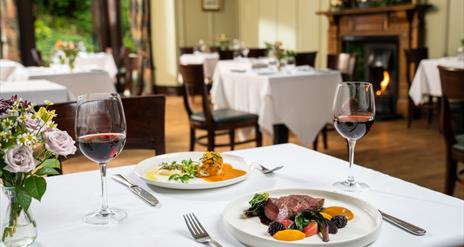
[74,52,118,78]
[409,56,464,105]
[179,52,219,79]
[0,80,71,104]
[211,60,341,146]
[29,144,463,246]
[7,67,116,98]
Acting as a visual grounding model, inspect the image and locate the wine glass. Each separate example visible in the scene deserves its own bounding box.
[76,93,127,224]
[332,82,375,192]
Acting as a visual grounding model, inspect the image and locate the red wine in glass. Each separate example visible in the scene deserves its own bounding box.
[78,133,126,164]
[334,115,374,141]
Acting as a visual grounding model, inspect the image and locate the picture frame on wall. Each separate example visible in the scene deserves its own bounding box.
[202,0,221,11]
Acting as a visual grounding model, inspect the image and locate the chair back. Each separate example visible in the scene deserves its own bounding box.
[248,48,267,58]
[125,52,144,95]
[122,95,166,155]
[295,52,317,67]
[45,95,166,155]
[179,64,214,124]
[209,46,220,53]
[180,47,194,55]
[218,50,234,60]
[405,48,428,87]
[438,65,464,152]
[327,53,357,81]
[31,48,45,66]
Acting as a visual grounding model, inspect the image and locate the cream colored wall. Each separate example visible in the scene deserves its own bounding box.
[236,0,330,68]
[152,0,177,86]
[176,0,238,47]
[426,0,464,58]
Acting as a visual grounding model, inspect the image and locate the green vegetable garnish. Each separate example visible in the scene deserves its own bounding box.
[290,210,329,242]
[241,192,269,218]
[165,159,199,183]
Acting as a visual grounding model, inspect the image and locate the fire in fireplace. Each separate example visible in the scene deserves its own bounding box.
[343,36,401,120]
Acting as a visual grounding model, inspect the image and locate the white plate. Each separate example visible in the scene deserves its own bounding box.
[223,188,382,247]
[134,152,250,190]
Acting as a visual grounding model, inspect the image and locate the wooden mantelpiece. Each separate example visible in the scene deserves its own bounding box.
[317,4,431,115]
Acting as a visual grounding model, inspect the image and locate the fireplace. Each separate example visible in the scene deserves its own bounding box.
[317,4,431,117]
[343,36,400,119]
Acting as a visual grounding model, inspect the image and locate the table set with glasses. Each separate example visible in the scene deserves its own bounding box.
[1,91,461,247]
[0,80,72,104]
[179,52,219,79]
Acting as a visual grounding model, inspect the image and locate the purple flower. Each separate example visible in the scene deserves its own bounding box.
[44,129,77,156]
[25,116,44,133]
[3,145,37,173]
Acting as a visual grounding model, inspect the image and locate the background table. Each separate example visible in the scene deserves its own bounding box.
[211,63,341,146]
[0,80,71,104]
[409,57,464,105]
[0,59,23,81]
[8,67,116,98]
[74,52,118,78]
[30,144,463,246]
[179,52,219,79]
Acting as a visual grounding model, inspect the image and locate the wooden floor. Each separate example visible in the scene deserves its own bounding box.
[63,96,464,199]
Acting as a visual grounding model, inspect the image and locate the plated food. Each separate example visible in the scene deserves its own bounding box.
[134,152,250,189]
[241,193,353,242]
[223,189,382,247]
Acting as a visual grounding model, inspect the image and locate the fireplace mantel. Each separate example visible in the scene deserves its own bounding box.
[317,4,431,115]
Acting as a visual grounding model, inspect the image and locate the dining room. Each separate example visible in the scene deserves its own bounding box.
[0,0,463,246]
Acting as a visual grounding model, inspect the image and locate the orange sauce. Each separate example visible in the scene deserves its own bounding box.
[202,163,246,182]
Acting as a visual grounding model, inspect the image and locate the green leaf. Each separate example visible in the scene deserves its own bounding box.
[16,188,32,210]
[35,167,60,176]
[24,176,47,201]
[42,159,61,169]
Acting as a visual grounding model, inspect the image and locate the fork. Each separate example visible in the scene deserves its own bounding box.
[183,213,223,247]
[252,162,284,174]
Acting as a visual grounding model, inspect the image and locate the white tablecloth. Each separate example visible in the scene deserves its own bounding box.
[179,52,219,78]
[409,57,464,105]
[29,144,463,246]
[211,61,341,146]
[74,52,118,78]
[0,80,71,104]
[0,59,24,81]
[8,67,116,98]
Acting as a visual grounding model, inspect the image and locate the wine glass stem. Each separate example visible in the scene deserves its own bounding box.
[347,139,356,185]
[99,163,109,215]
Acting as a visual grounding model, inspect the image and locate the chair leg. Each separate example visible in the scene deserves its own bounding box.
[313,134,319,151]
[427,96,433,126]
[207,130,215,151]
[445,156,457,196]
[189,128,195,151]
[255,124,262,147]
[407,97,414,128]
[322,126,328,149]
[229,129,235,150]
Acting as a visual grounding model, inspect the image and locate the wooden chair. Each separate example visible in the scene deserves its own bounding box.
[247,48,267,58]
[405,48,438,128]
[31,48,45,66]
[438,65,464,196]
[44,95,166,174]
[315,53,357,150]
[116,47,129,92]
[179,64,262,151]
[327,53,357,81]
[218,50,234,60]
[180,47,194,55]
[124,52,144,95]
[295,52,317,67]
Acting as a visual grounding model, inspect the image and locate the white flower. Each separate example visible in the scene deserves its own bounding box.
[16,133,36,146]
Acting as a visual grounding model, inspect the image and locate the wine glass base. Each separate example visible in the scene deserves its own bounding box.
[83,208,127,225]
[333,181,369,192]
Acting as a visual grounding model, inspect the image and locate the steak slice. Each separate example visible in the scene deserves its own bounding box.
[264,195,324,222]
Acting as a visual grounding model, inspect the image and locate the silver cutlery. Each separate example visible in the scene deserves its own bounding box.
[112,174,159,206]
[380,210,426,236]
[256,163,284,174]
[183,213,223,247]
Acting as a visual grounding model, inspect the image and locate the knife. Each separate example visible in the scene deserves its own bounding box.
[112,174,159,206]
[379,210,426,236]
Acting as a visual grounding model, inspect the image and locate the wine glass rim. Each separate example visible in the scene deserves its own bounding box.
[77,93,120,103]
[339,81,373,86]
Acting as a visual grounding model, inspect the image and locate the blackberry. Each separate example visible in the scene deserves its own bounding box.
[268,221,286,236]
[331,215,348,228]
[325,219,338,234]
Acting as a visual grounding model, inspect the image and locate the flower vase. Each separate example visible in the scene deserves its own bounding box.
[1,187,37,247]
